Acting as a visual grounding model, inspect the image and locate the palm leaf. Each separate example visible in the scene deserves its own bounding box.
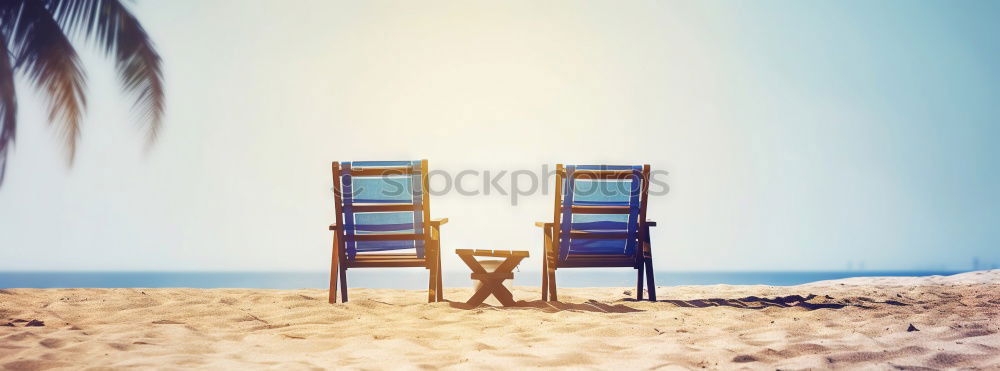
[46,0,164,143]
[0,30,18,184]
[5,0,87,164]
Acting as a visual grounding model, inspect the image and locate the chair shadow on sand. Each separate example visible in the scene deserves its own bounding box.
[626,294,909,310]
[448,299,644,313]
[448,294,909,312]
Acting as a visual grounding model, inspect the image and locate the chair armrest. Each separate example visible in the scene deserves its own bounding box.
[646,220,657,227]
[329,223,338,231]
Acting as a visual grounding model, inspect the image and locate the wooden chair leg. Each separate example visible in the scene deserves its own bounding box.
[547,261,558,301]
[645,258,656,301]
[636,260,645,301]
[328,273,338,304]
[428,257,437,303]
[541,253,549,301]
[642,224,655,301]
[329,246,338,304]
[436,252,444,302]
[339,262,348,303]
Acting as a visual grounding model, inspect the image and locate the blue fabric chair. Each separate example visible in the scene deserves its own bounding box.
[537,164,657,301]
[328,160,447,303]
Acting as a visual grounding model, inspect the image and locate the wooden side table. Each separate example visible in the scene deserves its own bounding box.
[455,249,529,306]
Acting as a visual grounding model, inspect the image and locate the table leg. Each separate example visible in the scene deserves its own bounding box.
[457,252,528,307]
[492,283,516,306]
[466,280,499,306]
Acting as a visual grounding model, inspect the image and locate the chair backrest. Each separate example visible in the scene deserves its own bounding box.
[552,164,650,262]
[332,160,431,260]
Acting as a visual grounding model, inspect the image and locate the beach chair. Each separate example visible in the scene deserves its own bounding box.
[537,164,657,301]
[328,160,447,303]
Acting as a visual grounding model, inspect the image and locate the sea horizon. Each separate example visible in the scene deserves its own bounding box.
[0,270,972,289]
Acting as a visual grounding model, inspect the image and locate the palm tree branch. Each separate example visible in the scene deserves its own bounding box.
[47,0,164,142]
[5,0,87,164]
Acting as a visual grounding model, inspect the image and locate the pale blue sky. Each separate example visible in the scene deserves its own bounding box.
[1,0,998,271]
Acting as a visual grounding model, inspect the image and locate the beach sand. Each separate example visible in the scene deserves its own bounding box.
[1,271,998,370]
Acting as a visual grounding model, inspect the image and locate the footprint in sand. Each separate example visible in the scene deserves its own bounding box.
[960,329,996,338]
[39,338,65,349]
[107,343,132,351]
[152,320,184,325]
[732,354,757,363]
[3,360,70,370]
[2,331,40,342]
[925,352,997,369]
[750,343,830,362]
[827,345,928,364]
[218,297,237,305]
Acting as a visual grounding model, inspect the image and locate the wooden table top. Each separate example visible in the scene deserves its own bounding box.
[454,249,529,258]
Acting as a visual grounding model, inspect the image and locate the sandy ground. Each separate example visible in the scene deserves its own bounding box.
[1,271,999,370]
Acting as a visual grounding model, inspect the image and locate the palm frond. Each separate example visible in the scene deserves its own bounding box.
[47,0,164,143]
[0,30,18,184]
[5,0,87,164]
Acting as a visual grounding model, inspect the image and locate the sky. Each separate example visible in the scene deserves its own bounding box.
[1,0,999,272]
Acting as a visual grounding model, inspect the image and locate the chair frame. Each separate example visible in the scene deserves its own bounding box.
[537,164,657,301]
[328,159,446,303]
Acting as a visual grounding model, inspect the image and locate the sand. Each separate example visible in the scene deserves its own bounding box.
[1,271,999,370]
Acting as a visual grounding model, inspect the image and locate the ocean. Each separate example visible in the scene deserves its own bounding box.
[0,270,967,289]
